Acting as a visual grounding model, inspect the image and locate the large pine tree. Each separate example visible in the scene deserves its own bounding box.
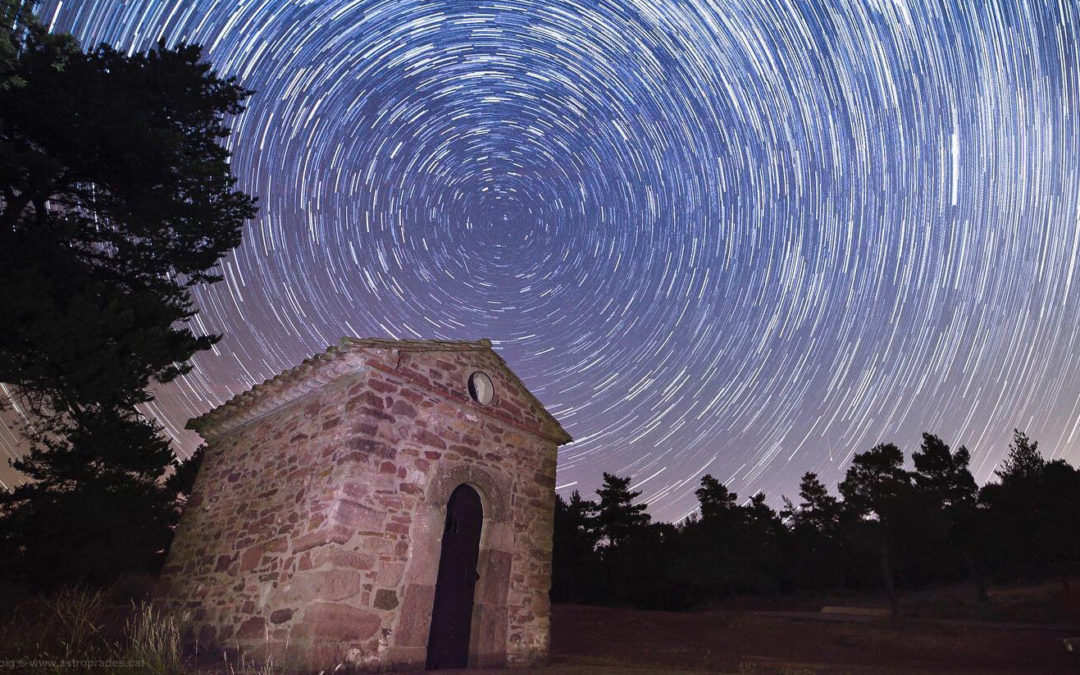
[0,1,256,588]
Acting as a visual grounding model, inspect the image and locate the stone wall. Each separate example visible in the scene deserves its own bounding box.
[160,341,564,671]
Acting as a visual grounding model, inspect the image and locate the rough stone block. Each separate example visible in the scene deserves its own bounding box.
[390,400,417,417]
[347,437,394,458]
[393,584,435,647]
[413,429,446,449]
[369,378,397,393]
[471,604,509,668]
[479,549,513,604]
[237,617,266,640]
[278,568,362,603]
[292,603,382,642]
[239,545,265,572]
[311,547,376,571]
[191,624,215,649]
[330,497,384,533]
[374,589,398,610]
[376,561,406,587]
[292,526,352,553]
[339,480,370,501]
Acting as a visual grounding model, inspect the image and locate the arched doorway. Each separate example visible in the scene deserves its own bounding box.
[426,484,483,669]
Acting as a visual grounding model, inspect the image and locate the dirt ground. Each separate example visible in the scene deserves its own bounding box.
[8,578,1074,673]
[532,603,1079,673]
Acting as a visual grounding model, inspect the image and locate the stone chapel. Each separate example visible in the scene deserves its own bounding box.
[159,338,571,670]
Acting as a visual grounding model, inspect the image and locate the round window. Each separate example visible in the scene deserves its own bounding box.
[467,371,494,405]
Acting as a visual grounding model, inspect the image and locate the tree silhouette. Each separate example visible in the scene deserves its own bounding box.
[0,3,255,588]
[911,433,984,600]
[593,472,651,549]
[694,473,738,520]
[589,473,655,605]
[549,442,1080,610]
[782,472,843,589]
[165,446,205,501]
[912,433,977,509]
[839,443,912,611]
[739,492,786,592]
[1036,459,1080,588]
[684,475,741,597]
[995,429,1044,481]
[682,475,788,597]
[551,490,600,603]
[981,430,1080,587]
[1,7,255,411]
[783,471,839,533]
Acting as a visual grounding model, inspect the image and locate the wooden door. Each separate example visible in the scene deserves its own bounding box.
[426,484,483,669]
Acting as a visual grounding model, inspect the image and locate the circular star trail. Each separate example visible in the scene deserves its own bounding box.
[12,0,1080,520]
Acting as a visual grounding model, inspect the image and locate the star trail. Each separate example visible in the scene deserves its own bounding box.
[6,0,1080,521]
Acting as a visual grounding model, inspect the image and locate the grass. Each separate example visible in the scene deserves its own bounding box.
[0,587,185,674]
[0,582,361,674]
[119,601,184,673]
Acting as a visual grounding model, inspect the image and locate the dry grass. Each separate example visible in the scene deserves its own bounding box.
[117,601,184,673]
[0,585,288,674]
[0,588,116,670]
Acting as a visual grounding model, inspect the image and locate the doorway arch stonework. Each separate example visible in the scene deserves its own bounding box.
[394,464,513,667]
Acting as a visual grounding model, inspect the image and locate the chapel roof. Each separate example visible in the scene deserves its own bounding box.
[187,337,571,444]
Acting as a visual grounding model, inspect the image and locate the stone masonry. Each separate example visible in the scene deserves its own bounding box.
[159,338,571,670]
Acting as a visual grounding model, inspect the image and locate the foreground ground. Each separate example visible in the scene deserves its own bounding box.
[532,601,1078,673]
[2,581,1077,672]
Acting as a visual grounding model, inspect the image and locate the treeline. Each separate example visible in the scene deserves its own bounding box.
[551,431,1080,610]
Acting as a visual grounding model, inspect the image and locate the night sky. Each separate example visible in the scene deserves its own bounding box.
[4,0,1080,522]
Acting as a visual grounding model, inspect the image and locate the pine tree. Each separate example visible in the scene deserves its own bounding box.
[995,429,1044,481]
[593,472,650,549]
[839,443,912,611]
[912,433,977,509]
[911,433,984,599]
[981,430,1080,586]
[0,3,255,588]
[694,473,738,521]
[784,471,839,533]
[780,472,843,590]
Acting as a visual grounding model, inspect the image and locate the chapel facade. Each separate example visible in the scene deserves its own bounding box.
[159,338,571,670]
